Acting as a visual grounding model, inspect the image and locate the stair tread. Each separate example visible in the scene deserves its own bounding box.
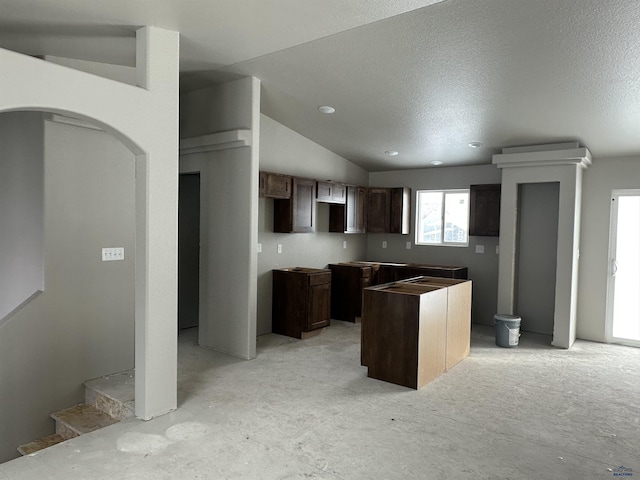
[18,434,66,456]
[51,403,118,435]
[84,370,135,403]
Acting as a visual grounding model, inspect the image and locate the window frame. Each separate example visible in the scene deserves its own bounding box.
[414,188,470,247]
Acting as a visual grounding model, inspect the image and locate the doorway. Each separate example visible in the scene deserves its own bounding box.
[515,182,560,336]
[178,173,201,330]
[606,190,640,346]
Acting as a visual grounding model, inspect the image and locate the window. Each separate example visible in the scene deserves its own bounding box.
[415,189,469,246]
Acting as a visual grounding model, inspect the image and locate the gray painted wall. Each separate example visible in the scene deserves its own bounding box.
[0,119,136,463]
[368,165,502,326]
[179,77,260,359]
[0,112,44,324]
[258,114,369,335]
[515,182,559,335]
[578,155,640,342]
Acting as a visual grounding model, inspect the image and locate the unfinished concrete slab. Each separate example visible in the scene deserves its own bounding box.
[2,321,638,479]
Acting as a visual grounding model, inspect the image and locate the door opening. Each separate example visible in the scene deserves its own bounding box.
[607,190,640,346]
[514,182,560,336]
[178,173,201,330]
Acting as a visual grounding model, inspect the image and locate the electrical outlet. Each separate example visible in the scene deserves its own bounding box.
[102,247,125,261]
[257,243,262,253]
[475,245,484,254]
[382,241,388,249]
[277,244,283,254]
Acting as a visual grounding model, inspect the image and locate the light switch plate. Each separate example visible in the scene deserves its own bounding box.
[406,241,412,250]
[277,244,282,254]
[102,247,124,261]
[343,240,347,249]
[382,241,388,249]
[257,243,262,253]
[475,245,484,254]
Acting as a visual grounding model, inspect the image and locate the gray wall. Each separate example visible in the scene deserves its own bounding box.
[368,165,502,325]
[515,182,559,335]
[179,77,260,359]
[0,118,136,463]
[0,112,44,324]
[578,155,640,342]
[258,114,369,335]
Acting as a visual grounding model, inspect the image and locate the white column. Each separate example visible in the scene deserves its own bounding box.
[493,144,591,348]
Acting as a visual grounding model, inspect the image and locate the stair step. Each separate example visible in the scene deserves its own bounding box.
[17,433,66,456]
[84,370,135,421]
[51,404,119,440]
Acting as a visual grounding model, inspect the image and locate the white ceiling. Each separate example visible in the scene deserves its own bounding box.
[1,0,640,171]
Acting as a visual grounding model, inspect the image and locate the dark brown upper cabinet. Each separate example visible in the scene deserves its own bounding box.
[329,186,367,234]
[367,187,411,234]
[274,177,316,233]
[469,184,501,236]
[259,171,291,199]
[316,181,346,204]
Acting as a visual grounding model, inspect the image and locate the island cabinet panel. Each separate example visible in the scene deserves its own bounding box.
[328,263,372,322]
[361,276,472,389]
[362,282,448,389]
[401,277,472,370]
[272,267,331,339]
[274,177,316,233]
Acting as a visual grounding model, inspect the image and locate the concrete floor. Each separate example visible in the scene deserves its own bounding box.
[1,321,639,480]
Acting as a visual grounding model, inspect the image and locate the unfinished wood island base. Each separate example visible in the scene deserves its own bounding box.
[361,276,472,389]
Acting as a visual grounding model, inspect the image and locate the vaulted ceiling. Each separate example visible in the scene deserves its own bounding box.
[1,0,639,171]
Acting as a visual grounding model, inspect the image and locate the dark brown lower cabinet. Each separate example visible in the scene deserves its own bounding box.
[329,261,467,324]
[272,267,331,339]
[328,263,372,322]
[361,276,472,389]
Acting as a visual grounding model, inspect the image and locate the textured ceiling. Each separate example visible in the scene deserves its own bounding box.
[1,0,640,171]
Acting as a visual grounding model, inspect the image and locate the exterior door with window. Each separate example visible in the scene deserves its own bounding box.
[606,190,640,346]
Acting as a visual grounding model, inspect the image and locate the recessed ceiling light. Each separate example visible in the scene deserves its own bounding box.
[318,105,335,114]
[430,160,443,166]
[385,150,399,156]
[468,142,483,148]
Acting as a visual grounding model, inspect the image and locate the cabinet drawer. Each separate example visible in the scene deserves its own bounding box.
[308,272,331,286]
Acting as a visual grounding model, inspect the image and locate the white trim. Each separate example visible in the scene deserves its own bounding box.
[46,113,105,131]
[179,129,252,155]
[414,188,470,247]
[493,147,591,169]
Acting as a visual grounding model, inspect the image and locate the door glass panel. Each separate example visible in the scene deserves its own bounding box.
[611,195,640,341]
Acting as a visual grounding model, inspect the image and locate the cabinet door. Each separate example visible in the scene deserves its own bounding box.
[316,181,334,202]
[317,181,346,204]
[345,186,367,233]
[390,187,411,234]
[292,177,316,233]
[367,188,391,233]
[332,183,347,204]
[307,283,331,330]
[469,184,501,236]
[260,172,291,199]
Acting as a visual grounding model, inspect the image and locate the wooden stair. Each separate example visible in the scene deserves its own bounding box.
[17,369,135,456]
